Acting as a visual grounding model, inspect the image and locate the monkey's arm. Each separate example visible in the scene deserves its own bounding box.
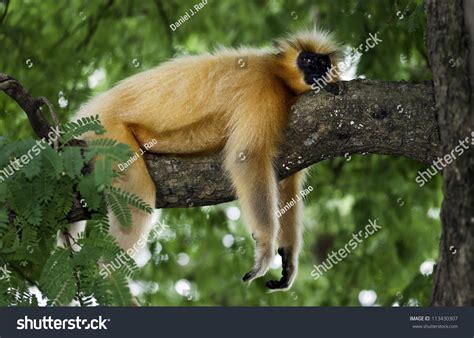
[227,150,279,282]
[223,87,290,283]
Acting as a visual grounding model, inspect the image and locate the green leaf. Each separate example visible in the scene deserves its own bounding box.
[39,249,76,306]
[61,147,84,178]
[85,138,133,163]
[9,179,43,226]
[22,153,42,179]
[106,186,153,214]
[60,115,105,144]
[41,146,63,178]
[77,176,102,211]
[36,173,55,204]
[105,270,132,306]
[0,182,7,202]
[106,189,132,228]
[0,209,7,229]
[93,156,114,187]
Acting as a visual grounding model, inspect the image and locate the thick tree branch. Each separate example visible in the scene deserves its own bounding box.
[0,73,439,213]
[147,80,439,208]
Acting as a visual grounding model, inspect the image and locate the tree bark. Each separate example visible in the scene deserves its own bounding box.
[427,0,474,305]
[0,74,53,139]
[147,80,439,208]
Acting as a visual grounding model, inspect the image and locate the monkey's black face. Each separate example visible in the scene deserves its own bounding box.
[297,51,332,85]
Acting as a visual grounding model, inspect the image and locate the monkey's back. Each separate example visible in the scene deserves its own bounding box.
[76,49,289,155]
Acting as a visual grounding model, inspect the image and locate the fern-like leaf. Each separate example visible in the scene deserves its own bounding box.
[85,138,133,163]
[61,147,84,178]
[106,190,132,228]
[60,115,105,144]
[106,186,153,214]
[39,249,76,306]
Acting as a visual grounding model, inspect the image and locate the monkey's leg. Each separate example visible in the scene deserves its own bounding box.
[225,152,279,283]
[266,171,305,290]
[104,125,157,251]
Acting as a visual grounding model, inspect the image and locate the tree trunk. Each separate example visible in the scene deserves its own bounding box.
[427,0,474,305]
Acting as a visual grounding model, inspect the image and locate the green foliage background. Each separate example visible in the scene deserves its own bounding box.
[0,0,441,306]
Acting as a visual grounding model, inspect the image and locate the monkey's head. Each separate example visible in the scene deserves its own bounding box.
[273,29,343,94]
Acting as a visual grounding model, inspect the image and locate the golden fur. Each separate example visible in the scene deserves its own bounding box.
[75,28,342,290]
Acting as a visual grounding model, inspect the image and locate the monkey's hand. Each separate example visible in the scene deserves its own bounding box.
[242,240,275,284]
[265,248,296,291]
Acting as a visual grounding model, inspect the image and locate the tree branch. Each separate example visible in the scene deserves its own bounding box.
[0,73,439,214]
[0,73,53,139]
[146,80,439,208]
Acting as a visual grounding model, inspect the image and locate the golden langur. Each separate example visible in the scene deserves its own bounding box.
[75,29,342,290]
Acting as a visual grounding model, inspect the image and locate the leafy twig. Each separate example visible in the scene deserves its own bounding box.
[62,229,84,307]
[37,97,60,150]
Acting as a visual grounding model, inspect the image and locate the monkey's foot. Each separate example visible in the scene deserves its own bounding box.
[242,244,274,284]
[265,248,296,291]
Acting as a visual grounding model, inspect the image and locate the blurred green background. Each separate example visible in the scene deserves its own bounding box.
[0,0,441,306]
